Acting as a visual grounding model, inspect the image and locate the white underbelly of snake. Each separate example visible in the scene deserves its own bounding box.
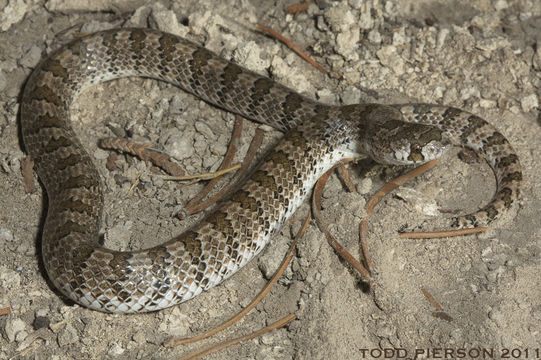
[20,28,522,313]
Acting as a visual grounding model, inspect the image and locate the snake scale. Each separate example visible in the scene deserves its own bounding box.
[20,28,522,313]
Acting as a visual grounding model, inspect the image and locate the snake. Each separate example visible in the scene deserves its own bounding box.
[20,28,522,313]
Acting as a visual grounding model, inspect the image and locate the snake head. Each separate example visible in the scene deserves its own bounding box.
[360,106,449,165]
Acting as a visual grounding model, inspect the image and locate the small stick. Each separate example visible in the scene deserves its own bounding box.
[337,163,356,193]
[399,227,488,239]
[312,160,372,283]
[420,287,443,311]
[185,127,264,216]
[185,116,243,209]
[165,213,310,348]
[421,287,454,322]
[100,137,185,176]
[21,157,36,193]
[0,306,11,315]
[285,0,309,14]
[256,25,341,79]
[358,219,371,271]
[179,313,296,360]
[164,164,240,182]
[366,159,440,214]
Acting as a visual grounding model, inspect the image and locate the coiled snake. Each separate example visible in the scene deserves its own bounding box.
[20,28,522,313]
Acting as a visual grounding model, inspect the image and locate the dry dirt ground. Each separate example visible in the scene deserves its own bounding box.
[1,0,540,359]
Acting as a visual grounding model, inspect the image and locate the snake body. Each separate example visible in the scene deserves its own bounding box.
[21,28,522,313]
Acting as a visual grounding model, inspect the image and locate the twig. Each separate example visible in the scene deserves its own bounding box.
[358,219,371,271]
[420,287,443,311]
[421,287,453,322]
[178,314,296,360]
[0,306,11,315]
[366,159,440,214]
[185,126,264,216]
[399,227,488,239]
[21,157,36,193]
[337,163,356,193]
[185,116,243,210]
[256,24,341,79]
[312,160,372,283]
[285,0,309,14]
[100,137,185,176]
[164,164,240,182]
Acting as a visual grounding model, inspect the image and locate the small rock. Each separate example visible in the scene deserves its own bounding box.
[194,121,215,140]
[165,130,194,161]
[151,2,189,37]
[270,56,312,94]
[493,0,509,11]
[107,341,125,356]
[158,307,190,336]
[315,15,328,31]
[57,323,79,346]
[348,0,363,9]
[0,227,14,242]
[1,0,31,31]
[376,46,405,75]
[520,94,538,112]
[232,41,270,75]
[341,86,361,105]
[33,316,50,330]
[358,2,374,30]
[105,222,133,251]
[392,27,407,46]
[479,98,497,109]
[132,330,146,344]
[357,177,372,195]
[336,27,360,61]
[316,88,336,104]
[436,28,449,50]
[4,318,26,342]
[15,330,28,343]
[367,29,382,44]
[324,4,355,32]
[19,45,42,68]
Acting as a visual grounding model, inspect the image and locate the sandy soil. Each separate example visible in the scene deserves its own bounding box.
[0,0,540,359]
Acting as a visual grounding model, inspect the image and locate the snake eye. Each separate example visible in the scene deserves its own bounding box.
[411,144,421,152]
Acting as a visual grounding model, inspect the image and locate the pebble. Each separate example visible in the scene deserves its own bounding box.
[0,0,31,31]
[58,323,79,346]
[107,341,125,356]
[324,4,355,32]
[376,46,405,75]
[232,41,270,74]
[368,29,382,44]
[0,227,14,242]
[336,27,360,61]
[150,2,189,37]
[194,120,215,140]
[479,98,497,109]
[356,177,373,195]
[341,85,361,105]
[158,307,190,336]
[3,318,26,343]
[18,45,41,69]
[164,129,194,161]
[520,93,538,112]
